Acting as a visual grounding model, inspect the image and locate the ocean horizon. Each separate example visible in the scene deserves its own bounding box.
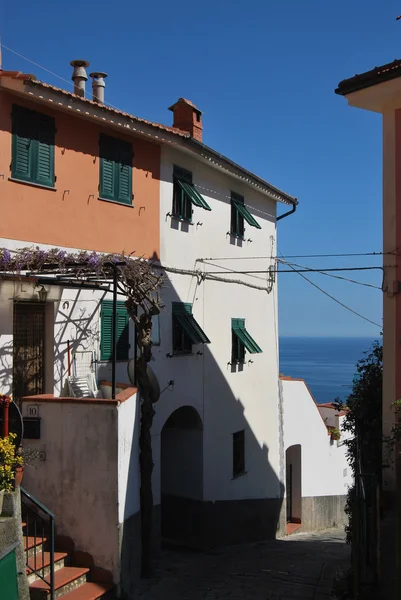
[279,336,379,405]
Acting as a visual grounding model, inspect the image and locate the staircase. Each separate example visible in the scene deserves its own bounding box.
[21,488,115,600]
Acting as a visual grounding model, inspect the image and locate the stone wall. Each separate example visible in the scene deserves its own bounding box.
[0,491,29,600]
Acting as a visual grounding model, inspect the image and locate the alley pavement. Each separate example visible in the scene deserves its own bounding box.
[134,528,349,599]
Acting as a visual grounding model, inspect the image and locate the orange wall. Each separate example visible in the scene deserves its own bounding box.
[0,91,160,259]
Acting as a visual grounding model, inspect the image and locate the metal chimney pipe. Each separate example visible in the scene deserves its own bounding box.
[89,72,108,104]
[70,60,90,97]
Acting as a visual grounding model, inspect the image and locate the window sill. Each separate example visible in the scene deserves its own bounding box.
[170,215,193,225]
[171,352,194,358]
[98,197,134,208]
[98,359,130,363]
[232,471,247,481]
[9,177,57,192]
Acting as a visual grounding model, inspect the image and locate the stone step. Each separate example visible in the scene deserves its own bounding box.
[24,535,46,558]
[60,582,115,600]
[27,551,69,584]
[29,566,90,600]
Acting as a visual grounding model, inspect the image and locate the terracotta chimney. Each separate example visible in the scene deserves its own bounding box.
[168,98,203,142]
[70,60,89,98]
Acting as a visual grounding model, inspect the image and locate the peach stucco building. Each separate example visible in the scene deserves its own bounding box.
[336,59,401,599]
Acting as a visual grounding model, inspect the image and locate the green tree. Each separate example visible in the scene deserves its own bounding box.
[334,339,382,543]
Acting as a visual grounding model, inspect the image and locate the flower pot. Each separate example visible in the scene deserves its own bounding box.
[14,466,24,488]
[0,490,4,515]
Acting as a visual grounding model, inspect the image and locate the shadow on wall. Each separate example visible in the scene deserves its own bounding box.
[119,277,284,596]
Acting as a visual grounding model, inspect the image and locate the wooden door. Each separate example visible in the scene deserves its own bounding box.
[13,303,45,402]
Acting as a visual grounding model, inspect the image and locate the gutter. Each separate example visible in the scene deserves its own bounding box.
[277,203,297,222]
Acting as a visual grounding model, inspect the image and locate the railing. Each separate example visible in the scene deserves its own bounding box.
[21,486,55,600]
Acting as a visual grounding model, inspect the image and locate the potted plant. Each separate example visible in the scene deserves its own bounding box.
[329,427,341,442]
[0,433,24,514]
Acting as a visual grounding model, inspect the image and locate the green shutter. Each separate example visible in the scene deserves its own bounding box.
[12,129,32,182]
[100,135,132,204]
[12,106,34,183]
[178,180,211,211]
[12,105,55,187]
[116,310,130,360]
[100,135,116,201]
[117,141,133,205]
[233,201,261,229]
[232,319,262,354]
[101,300,130,361]
[172,302,210,344]
[35,115,55,187]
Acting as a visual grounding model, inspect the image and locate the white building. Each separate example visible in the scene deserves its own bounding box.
[280,376,353,534]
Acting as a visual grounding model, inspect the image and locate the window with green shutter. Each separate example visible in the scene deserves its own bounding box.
[230,191,261,237]
[231,318,262,364]
[172,302,210,354]
[100,300,130,361]
[172,165,211,221]
[11,105,55,188]
[99,134,133,205]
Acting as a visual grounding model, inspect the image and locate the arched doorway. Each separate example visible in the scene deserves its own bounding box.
[286,444,302,534]
[161,406,203,547]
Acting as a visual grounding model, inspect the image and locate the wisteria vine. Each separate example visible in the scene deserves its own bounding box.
[0,247,163,319]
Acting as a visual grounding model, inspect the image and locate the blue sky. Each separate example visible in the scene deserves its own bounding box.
[3,0,397,337]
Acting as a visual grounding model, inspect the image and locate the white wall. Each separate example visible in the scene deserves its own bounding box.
[0,238,137,398]
[282,379,353,498]
[21,399,120,578]
[151,146,282,505]
[117,392,141,523]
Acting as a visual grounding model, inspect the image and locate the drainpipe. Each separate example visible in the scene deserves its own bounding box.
[277,203,297,222]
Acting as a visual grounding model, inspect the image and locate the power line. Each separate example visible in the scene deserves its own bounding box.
[280,259,382,290]
[2,44,124,112]
[205,266,386,275]
[278,253,382,329]
[199,251,395,261]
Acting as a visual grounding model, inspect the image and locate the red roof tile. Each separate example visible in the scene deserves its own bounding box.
[0,69,189,138]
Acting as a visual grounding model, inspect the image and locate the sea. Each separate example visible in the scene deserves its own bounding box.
[279,337,378,405]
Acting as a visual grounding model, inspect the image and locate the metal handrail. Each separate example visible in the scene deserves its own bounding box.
[21,486,55,600]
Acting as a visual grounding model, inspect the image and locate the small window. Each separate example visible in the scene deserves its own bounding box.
[100,300,130,361]
[99,134,133,205]
[173,317,193,354]
[172,302,210,355]
[173,166,193,221]
[231,318,262,364]
[172,166,211,220]
[233,430,245,477]
[232,328,246,364]
[230,192,261,235]
[12,105,55,188]
[230,192,245,238]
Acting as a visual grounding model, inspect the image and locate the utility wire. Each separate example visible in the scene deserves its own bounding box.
[278,253,382,329]
[199,251,395,261]
[279,259,382,290]
[204,266,386,275]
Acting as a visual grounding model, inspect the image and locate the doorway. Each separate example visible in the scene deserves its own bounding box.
[161,405,203,547]
[13,303,46,403]
[286,444,302,534]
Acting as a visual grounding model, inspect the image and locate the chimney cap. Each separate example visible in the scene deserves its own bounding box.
[70,59,90,68]
[89,71,108,79]
[168,97,200,113]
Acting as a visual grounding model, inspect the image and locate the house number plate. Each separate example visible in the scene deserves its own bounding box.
[27,405,39,418]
